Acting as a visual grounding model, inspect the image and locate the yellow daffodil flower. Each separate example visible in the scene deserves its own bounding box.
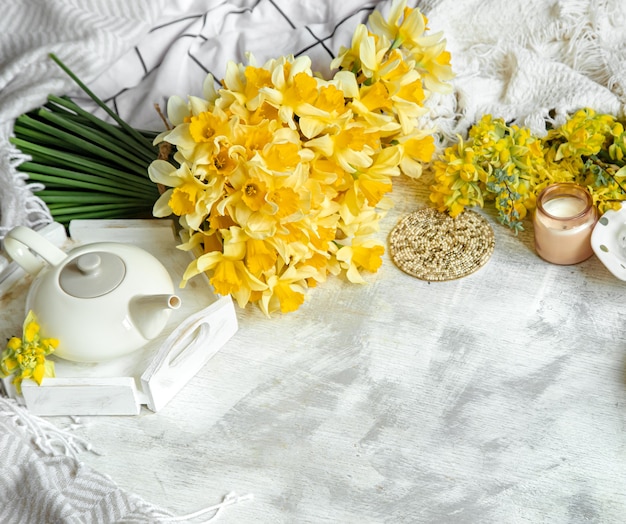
[182,227,267,308]
[149,160,220,230]
[335,238,385,284]
[368,0,426,51]
[258,263,322,316]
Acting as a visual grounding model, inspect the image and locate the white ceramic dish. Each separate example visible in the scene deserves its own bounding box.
[591,203,626,280]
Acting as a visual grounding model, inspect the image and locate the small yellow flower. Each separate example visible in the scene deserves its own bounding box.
[210,259,243,295]
[169,184,200,216]
[0,310,57,394]
[243,65,273,101]
[182,228,267,308]
[189,112,219,143]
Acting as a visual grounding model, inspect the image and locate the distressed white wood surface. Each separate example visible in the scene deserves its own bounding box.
[4,177,626,522]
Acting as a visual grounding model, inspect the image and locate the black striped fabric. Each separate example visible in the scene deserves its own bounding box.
[80,0,388,129]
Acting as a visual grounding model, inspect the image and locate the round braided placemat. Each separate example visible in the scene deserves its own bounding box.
[389,208,495,281]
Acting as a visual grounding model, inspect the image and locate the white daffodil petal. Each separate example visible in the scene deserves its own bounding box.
[152,189,174,217]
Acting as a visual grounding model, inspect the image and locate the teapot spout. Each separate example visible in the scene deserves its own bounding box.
[129,294,182,341]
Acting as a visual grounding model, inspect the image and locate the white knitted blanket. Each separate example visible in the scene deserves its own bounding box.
[0,397,252,523]
[423,0,626,137]
[0,0,167,240]
[0,399,176,523]
[1,0,626,521]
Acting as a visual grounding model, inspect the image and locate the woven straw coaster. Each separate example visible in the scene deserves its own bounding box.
[389,208,495,281]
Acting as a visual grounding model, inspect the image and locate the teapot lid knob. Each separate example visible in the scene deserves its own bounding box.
[76,253,102,275]
[59,252,126,298]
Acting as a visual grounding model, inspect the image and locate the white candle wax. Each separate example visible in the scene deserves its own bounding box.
[533,185,597,265]
[542,196,586,218]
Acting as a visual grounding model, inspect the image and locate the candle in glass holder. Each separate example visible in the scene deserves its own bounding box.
[533,182,598,265]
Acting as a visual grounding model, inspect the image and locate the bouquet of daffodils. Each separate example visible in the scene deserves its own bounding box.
[148,0,453,315]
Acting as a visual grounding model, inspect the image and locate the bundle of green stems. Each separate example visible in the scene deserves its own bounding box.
[10,54,161,225]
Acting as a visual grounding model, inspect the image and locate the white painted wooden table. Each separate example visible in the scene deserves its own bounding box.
[4,176,626,523]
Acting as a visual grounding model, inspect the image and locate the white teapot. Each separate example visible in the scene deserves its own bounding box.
[4,226,181,363]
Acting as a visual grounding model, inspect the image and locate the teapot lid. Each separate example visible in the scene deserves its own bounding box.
[59,252,126,298]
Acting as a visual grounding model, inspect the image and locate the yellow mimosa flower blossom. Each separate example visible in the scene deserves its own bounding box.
[0,310,57,394]
[428,110,626,231]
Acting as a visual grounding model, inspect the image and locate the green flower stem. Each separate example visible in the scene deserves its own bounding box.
[21,162,156,197]
[589,154,626,195]
[46,95,157,164]
[20,158,152,186]
[24,170,158,199]
[20,157,155,198]
[10,54,166,225]
[44,207,151,223]
[17,113,148,176]
[13,123,83,153]
[47,202,149,216]
[137,129,160,140]
[37,190,150,204]
[49,53,156,155]
[10,138,156,194]
[34,109,150,171]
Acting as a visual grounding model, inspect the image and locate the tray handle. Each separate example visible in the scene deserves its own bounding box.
[140,295,238,412]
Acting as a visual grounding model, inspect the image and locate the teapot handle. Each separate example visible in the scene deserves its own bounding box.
[4,226,67,275]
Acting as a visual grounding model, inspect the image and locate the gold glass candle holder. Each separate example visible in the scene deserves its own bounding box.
[533,182,598,265]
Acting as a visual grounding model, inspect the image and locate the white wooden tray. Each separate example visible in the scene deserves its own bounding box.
[0,220,238,416]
